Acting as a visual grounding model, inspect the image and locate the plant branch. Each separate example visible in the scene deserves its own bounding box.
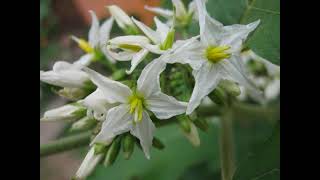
[40,131,92,157]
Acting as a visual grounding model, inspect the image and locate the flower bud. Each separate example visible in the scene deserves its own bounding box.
[193,118,209,132]
[152,137,165,150]
[69,116,97,132]
[107,5,139,35]
[41,103,86,122]
[104,137,121,167]
[93,143,109,155]
[122,133,135,160]
[73,147,104,180]
[208,86,227,106]
[57,87,89,101]
[219,80,241,97]
[177,115,191,133]
[182,121,200,147]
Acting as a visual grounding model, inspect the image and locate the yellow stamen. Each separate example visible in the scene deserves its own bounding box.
[72,36,94,53]
[205,45,231,63]
[128,91,145,123]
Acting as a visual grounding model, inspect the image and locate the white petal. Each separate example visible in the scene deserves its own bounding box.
[109,35,150,46]
[221,20,260,52]
[144,5,173,19]
[52,61,74,71]
[74,54,94,66]
[219,58,264,102]
[131,17,160,44]
[99,17,114,45]
[247,50,280,76]
[88,10,100,48]
[83,89,116,121]
[154,17,170,42]
[40,69,89,88]
[107,5,134,29]
[147,92,187,119]
[126,49,149,74]
[140,43,164,54]
[101,47,117,64]
[130,111,155,159]
[195,0,223,46]
[173,0,187,18]
[41,104,83,121]
[82,67,132,103]
[137,58,166,98]
[92,104,133,145]
[163,37,204,70]
[187,62,221,114]
[74,147,103,180]
[106,45,135,61]
[265,79,280,100]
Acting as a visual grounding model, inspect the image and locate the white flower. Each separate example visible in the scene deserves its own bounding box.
[162,0,262,114]
[74,147,103,180]
[131,17,175,54]
[106,35,150,74]
[41,102,86,122]
[72,10,115,64]
[82,59,187,159]
[145,0,198,27]
[40,61,90,88]
[107,5,139,35]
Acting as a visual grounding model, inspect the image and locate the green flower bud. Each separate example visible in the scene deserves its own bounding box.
[208,86,227,106]
[94,143,108,155]
[193,118,209,132]
[219,80,241,97]
[152,137,165,150]
[177,115,191,133]
[122,133,135,160]
[104,137,121,167]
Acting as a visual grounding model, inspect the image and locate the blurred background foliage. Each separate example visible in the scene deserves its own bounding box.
[40,0,279,180]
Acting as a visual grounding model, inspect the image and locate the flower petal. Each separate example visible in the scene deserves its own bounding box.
[137,58,166,98]
[40,69,89,88]
[106,45,135,61]
[195,0,223,46]
[41,104,84,121]
[82,67,132,103]
[92,104,133,145]
[147,92,187,119]
[154,17,170,42]
[88,10,100,48]
[187,62,221,114]
[173,0,187,18]
[221,20,260,52]
[83,89,116,121]
[144,5,173,19]
[74,147,103,180]
[99,17,114,45]
[131,17,160,44]
[219,58,264,102]
[74,54,94,66]
[130,111,155,159]
[126,49,149,74]
[109,35,150,46]
[52,61,74,71]
[265,79,280,100]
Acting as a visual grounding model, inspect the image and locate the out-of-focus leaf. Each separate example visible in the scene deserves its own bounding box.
[233,122,280,180]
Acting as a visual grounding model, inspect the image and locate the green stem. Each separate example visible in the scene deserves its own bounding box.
[40,131,91,157]
[219,109,235,180]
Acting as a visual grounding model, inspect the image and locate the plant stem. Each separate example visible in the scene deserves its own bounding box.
[219,109,236,180]
[40,131,91,157]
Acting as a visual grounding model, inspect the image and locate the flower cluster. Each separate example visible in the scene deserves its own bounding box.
[40,0,280,179]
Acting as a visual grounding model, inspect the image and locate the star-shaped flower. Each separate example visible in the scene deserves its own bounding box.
[162,0,262,114]
[82,59,187,159]
[71,10,115,64]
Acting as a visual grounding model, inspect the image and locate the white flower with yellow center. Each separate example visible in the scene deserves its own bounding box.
[162,0,262,114]
[82,59,187,159]
[71,10,115,64]
[106,16,175,74]
[145,0,198,27]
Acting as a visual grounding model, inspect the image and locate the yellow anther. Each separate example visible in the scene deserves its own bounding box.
[78,39,94,53]
[128,92,145,123]
[118,44,142,52]
[205,45,231,63]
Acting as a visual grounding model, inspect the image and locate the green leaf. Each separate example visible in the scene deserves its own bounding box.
[233,122,280,180]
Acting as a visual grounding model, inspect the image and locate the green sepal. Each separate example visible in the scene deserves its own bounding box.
[152,137,165,150]
[104,137,121,167]
[122,133,135,160]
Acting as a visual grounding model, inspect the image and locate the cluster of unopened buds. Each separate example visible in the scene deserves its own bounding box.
[40,0,280,179]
